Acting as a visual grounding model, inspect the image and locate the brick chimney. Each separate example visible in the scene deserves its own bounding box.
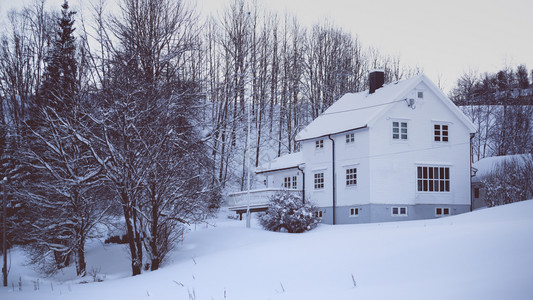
[369,70,385,94]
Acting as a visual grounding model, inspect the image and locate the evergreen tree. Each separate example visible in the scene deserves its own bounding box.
[39,0,77,112]
[25,1,109,277]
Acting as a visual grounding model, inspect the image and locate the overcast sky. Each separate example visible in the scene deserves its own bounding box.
[1,0,532,93]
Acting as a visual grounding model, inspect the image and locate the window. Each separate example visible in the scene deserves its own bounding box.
[436,207,450,216]
[392,206,407,216]
[314,172,324,189]
[417,91,424,99]
[346,168,357,186]
[315,211,323,218]
[434,124,449,142]
[283,176,297,189]
[315,139,324,149]
[349,207,359,217]
[392,121,408,140]
[474,187,480,198]
[417,166,450,192]
[346,133,355,143]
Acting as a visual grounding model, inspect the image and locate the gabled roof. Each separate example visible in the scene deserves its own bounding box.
[256,152,304,174]
[295,74,476,141]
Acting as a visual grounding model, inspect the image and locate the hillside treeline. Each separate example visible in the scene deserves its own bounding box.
[0,0,419,277]
[450,66,533,161]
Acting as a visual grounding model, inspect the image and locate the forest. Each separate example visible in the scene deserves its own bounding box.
[0,0,531,278]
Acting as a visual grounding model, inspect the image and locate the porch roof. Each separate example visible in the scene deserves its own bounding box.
[256,152,304,174]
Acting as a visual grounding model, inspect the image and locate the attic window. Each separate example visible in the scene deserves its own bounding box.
[434,124,449,142]
[315,139,324,149]
[417,91,424,99]
[346,133,355,143]
[392,121,408,140]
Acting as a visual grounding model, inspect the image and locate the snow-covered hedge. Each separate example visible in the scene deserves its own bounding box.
[259,191,320,233]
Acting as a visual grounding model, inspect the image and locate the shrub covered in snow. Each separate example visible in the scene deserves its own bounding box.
[481,155,533,207]
[259,191,320,233]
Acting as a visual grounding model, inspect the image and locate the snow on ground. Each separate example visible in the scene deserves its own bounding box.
[1,201,533,300]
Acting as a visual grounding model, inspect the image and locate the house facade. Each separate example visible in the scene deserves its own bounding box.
[233,71,476,224]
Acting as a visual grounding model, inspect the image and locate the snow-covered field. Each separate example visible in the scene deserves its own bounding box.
[2,201,533,300]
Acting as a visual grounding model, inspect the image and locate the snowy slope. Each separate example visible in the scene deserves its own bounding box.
[2,201,533,300]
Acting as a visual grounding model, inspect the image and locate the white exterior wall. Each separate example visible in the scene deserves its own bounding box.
[265,168,303,190]
[333,129,371,207]
[301,137,331,207]
[368,82,471,206]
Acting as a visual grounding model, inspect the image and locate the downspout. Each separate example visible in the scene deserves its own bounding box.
[469,133,475,212]
[296,165,305,204]
[328,135,336,225]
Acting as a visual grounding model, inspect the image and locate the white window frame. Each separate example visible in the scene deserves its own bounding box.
[315,211,323,218]
[417,166,450,192]
[435,207,450,217]
[345,167,357,187]
[283,176,297,190]
[349,207,360,217]
[314,172,324,190]
[392,121,408,140]
[345,133,355,144]
[391,206,408,217]
[434,123,449,142]
[315,139,324,149]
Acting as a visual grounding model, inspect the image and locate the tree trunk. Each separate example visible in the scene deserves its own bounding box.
[75,236,86,276]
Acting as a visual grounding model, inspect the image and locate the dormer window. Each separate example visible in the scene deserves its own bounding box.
[392,121,408,140]
[315,139,324,149]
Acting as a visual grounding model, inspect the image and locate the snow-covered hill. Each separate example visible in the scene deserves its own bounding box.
[2,201,533,300]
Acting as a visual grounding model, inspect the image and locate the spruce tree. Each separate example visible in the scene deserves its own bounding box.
[39,0,77,112]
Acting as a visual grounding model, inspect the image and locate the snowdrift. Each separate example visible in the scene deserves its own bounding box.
[2,201,533,300]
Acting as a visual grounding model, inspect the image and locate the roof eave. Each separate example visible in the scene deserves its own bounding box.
[295,125,368,142]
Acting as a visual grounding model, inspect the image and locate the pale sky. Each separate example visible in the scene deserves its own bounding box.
[1,0,532,93]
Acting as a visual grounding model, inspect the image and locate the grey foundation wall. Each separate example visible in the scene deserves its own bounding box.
[316,204,470,225]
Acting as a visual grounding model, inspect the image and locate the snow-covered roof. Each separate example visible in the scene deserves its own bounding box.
[296,74,476,141]
[472,154,532,182]
[256,152,304,174]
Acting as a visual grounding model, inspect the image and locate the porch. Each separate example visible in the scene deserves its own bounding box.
[227,188,302,220]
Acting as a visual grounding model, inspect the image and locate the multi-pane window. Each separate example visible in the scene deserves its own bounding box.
[392,206,407,216]
[436,207,450,216]
[417,166,450,192]
[349,207,359,217]
[315,139,324,149]
[392,121,408,140]
[346,168,357,186]
[315,211,323,218]
[346,133,355,143]
[283,176,298,189]
[434,124,449,142]
[314,173,324,189]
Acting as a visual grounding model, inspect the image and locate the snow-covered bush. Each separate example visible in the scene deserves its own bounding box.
[259,191,320,233]
[481,155,533,207]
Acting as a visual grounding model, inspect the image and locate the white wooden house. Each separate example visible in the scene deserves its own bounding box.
[229,71,476,224]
